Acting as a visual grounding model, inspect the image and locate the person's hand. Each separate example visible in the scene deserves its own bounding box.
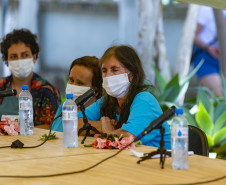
[101,116,117,133]
[207,45,219,59]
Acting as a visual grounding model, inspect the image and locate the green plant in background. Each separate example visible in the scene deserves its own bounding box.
[153,60,204,126]
[221,73,226,98]
[193,88,226,159]
[61,73,68,102]
[153,59,204,110]
[153,60,226,159]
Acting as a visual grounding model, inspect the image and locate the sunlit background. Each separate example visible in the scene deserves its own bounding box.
[0,0,188,95]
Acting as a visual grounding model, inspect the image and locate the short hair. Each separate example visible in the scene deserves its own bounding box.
[69,56,103,99]
[0,28,40,63]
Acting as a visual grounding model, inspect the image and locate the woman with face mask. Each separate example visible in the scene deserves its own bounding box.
[52,56,103,132]
[0,29,61,128]
[77,45,171,149]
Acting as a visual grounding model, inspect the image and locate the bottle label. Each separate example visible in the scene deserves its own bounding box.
[63,111,77,120]
[173,127,188,138]
[19,101,32,110]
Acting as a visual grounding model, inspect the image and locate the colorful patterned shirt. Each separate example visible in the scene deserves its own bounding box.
[0,73,61,126]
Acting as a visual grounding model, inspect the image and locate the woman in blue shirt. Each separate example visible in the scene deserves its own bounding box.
[77,45,171,149]
[52,56,103,131]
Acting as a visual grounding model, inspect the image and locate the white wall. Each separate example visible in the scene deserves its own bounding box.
[40,11,120,70]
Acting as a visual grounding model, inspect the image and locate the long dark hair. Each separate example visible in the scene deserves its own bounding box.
[69,56,103,99]
[100,45,155,128]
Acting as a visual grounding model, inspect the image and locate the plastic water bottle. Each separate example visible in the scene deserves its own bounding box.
[19,85,34,135]
[62,94,78,148]
[170,108,189,170]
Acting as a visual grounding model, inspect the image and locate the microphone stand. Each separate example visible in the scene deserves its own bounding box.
[137,126,171,169]
[78,104,100,144]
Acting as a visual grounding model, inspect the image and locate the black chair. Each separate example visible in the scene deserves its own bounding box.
[188,125,209,156]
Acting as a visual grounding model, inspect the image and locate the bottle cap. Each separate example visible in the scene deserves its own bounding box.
[22,85,28,90]
[175,108,183,115]
[66,94,73,99]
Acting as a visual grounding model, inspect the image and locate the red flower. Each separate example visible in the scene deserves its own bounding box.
[92,140,98,148]
[0,118,20,135]
[91,133,135,150]
[94,134,101,139]
[105,140,112,148]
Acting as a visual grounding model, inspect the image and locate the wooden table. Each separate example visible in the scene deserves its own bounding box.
[0,128,226,185]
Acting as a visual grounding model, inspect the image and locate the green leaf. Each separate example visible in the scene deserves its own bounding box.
[198,86,219,103]
[214,102,226,123]
[221,73,226,98]
[84,144,93,147]
[159,74,180,102]
[176,81,190,104]
[98,133,108,139]
[134,140,142,146]
[206,134,214,149]
[183,97,197,109]
[213,127,226,146]
[213,143,226,155]
[180,58,204,86]
[195,103,214,135]
[183,108,197,127]
[213,111,226,134]
[152,65,166,94]
[108,134,118,142]
[160,101,177,109]
[61,73,68,102]
[39,132,58,141]
[196,88,212,113]
[208,103,214,122]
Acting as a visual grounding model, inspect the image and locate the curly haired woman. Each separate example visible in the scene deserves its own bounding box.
[0,28,61,129]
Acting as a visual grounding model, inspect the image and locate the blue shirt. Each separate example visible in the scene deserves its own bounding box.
[52,103,64,132]
[52,92,171,149]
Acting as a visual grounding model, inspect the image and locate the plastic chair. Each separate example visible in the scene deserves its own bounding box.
[188,125,209,156]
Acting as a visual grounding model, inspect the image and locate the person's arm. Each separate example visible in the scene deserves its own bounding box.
[100,116,134,137]
[194,24,209,50]
[111,128,134,138]
[99,93,162,139]
[194,24,219,59]
[78,118,102,135]
[121,92,169,141]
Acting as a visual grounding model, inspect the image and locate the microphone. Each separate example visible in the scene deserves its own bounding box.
[134,106,176,142]
[75,87,97,106]
[55,87,97,119]
[0,89,17,98]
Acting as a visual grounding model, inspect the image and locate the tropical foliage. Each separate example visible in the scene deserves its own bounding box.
[153,62,226,159]
[194,88,226,159]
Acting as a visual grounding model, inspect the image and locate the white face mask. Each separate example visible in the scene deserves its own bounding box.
[103,73,130,98]
[65,83,91,101]
[8,58,34,79]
